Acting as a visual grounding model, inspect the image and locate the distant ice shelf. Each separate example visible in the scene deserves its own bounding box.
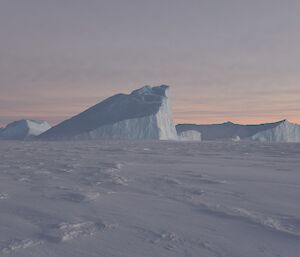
[176,119,300,142]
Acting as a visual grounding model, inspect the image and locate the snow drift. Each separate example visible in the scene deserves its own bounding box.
[0,120,51,140]
[176,120,300,142]
[39,85,178,140]
[1,140,300,257]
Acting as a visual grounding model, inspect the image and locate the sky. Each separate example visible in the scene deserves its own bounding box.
[0,0,300,127]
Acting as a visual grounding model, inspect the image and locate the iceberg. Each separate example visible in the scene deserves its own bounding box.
[252,120,300,142]
[176,120,300,142]
[0,120,51,140]
[39,85,178,140]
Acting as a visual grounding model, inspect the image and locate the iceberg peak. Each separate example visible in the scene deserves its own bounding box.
[131,85,170,97]
[0,119,51,140]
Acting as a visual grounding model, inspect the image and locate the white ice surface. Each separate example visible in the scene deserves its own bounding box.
[178,130,201,141]
[0,141,300,257]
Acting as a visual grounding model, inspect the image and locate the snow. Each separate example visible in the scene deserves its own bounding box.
[252,120,300,142]
[40,85,177,140]
[0,140,299,257]
[0,120,51,140]
[178,130,201,141]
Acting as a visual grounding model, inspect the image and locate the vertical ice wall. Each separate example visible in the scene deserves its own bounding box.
[178,130,202,141]
[252,120,300,142]
[77,86,178,140]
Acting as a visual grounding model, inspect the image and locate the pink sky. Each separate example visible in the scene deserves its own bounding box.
[1,1,299,127]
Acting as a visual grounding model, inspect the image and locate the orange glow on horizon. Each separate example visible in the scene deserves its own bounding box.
[1,92,300,127]
[174,117,300,125]
[1,112,300,128]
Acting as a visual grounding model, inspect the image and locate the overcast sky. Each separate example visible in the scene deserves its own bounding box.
[1,0,300,126]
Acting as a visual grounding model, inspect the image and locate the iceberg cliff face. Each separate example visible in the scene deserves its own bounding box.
[0,120,51,140]
[40,85,177,140]
[252,120,300,142]
[178,130,201,141]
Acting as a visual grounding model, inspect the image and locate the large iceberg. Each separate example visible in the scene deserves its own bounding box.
[39,85,178,140]
[0,120,51,140]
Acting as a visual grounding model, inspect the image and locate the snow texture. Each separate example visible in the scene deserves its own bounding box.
[40,85,177,140]
[0,140,299,257]
[0,120,51,140]
[177,120,300,142]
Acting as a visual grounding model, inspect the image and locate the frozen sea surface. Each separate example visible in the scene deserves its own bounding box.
[0,140,300,257]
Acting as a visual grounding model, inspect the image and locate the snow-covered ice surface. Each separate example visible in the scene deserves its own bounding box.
[0,140,300,257]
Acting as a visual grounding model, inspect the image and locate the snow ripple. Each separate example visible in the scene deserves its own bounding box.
[194,201,300,237]
[1,239,42,254]
[41,219,117,243]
